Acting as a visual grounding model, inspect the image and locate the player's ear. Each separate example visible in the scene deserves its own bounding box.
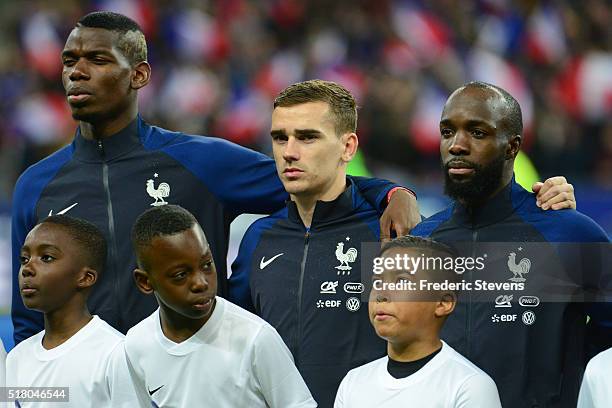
[134,268,154,294]
[505,134,521,160]
[434,291,456,318]
[131,61,151,90]
[77,267,97,289]
[341,132,358,163]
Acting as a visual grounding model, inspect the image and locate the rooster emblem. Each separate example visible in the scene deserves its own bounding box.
[146,176,171,206]
[335,242,358,275]
[507,252,531,282]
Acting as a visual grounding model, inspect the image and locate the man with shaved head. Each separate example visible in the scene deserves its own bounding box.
[411,82,610,407]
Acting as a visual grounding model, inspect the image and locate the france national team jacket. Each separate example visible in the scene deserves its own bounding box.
[11,117,396,344]
[229,180,387,408]
[411,178,610,408]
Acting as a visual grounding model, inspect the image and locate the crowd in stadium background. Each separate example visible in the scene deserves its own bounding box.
[0,0,610,348]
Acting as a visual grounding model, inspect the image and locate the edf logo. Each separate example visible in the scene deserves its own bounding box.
[317,299,341,308]
[491,313,517,323]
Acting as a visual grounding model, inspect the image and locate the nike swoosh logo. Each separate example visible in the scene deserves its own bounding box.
[148,385,164,396]
[260,253,284,270]
[48,202,78,216]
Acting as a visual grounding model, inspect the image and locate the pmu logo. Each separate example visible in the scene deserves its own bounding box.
[519,296,540,307]
[344,282,364,294]
[491,313,517,323]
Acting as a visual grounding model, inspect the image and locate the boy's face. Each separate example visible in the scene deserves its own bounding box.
[19,223,91,313]
[368,247,447,345]
[137,224,217,322]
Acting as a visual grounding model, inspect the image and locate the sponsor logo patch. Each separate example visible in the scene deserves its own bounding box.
[519,296,540,307]
[344,282,364,294]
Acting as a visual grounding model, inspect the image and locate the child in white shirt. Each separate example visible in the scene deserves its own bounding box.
[127,205,316,407]
[335,236,501,408]
[6,215,138,407]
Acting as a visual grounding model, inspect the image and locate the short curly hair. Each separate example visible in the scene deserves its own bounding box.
[41,215,107,274]
[131,205,198,270]
[77,11,147,65]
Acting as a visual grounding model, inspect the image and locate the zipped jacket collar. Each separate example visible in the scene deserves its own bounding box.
[72,117,140,162]
[287,178,356,228]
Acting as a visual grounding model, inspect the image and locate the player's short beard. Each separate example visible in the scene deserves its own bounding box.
[443,153,506,206]
[70,105,103,123]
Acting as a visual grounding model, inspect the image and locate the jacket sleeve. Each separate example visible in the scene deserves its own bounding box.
[11,174,44,344]
[228,221,263,312]
[350,176,400,215]
[162,137,288,219]
[570,219,611,356]
[548,216,612,356]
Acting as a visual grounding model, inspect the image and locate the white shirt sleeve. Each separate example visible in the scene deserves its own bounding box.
[454,373,502,408]
[577,348,612,408]
[252,325,317,408]
[577,374,596,408]
[577,356,601,408]
[333,372,350,408]
[106,342,149,408]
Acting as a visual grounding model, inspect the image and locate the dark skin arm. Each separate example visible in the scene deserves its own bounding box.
[380,190,420,242]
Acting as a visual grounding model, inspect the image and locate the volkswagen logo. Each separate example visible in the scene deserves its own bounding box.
[522,310,536,325]
[346,297,361,312]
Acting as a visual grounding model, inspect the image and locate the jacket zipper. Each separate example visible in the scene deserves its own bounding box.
[296,227,311,366]
[97,139,120,326]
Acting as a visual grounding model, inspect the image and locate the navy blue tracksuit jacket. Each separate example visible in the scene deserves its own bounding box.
[411,178,610,408]
[229,181,387,407]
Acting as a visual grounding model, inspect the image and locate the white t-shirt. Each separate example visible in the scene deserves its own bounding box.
[5,316,138,407]
[334,341,501,408]
[125,296,316,408]
[578,347,612,408]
